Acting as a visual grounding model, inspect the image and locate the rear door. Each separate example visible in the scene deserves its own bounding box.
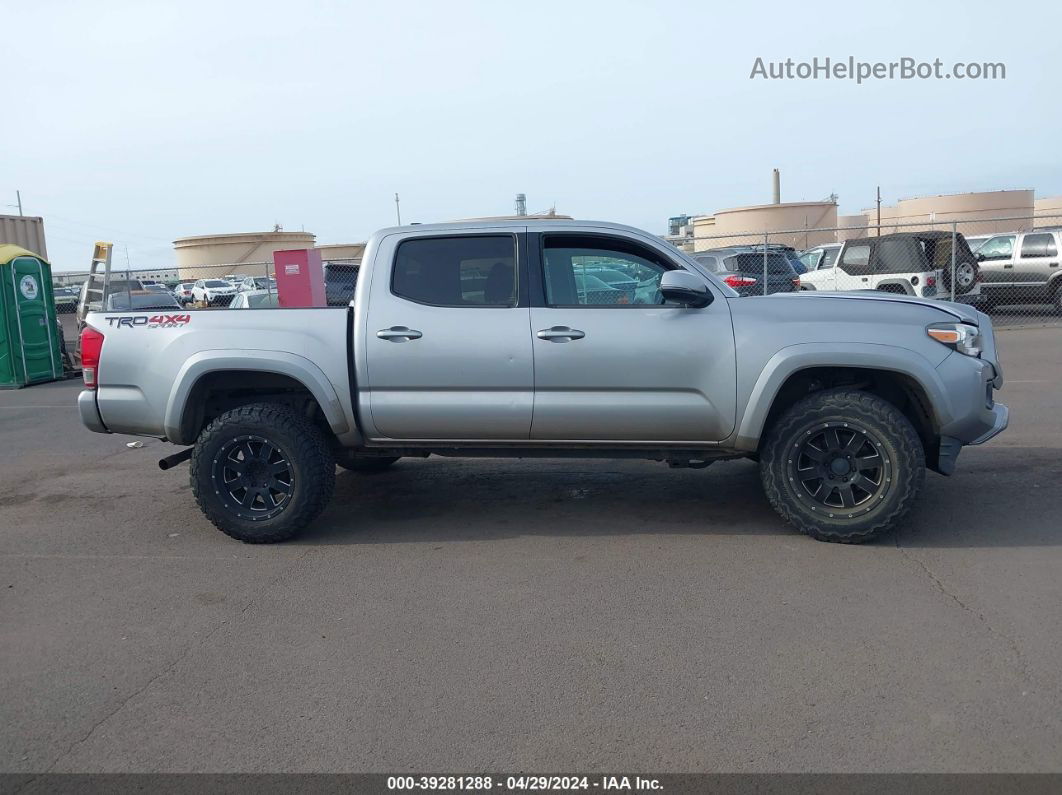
[1014,232,1060,295]
[363,230,534,440]
[528,232,736,442]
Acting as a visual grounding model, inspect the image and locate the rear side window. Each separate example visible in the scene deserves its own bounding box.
[724,253,794,275]
[1020,233,1058,258]
[877,239,927,273]
[821,247,840,268]
[393,236,517,307]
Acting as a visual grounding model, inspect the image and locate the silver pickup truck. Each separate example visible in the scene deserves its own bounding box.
[77,219,1008,544]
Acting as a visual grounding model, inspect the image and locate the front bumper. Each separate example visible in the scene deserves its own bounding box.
[970,403,1009,445]
[78,390,110,434]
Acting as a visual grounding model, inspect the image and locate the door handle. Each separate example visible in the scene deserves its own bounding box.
[377,326,422,341]
[1003,264,1013,269]
[1049,262,1059,268]
[536,325,585,342]
[861,277,869,282]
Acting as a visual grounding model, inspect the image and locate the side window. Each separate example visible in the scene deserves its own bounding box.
[820,247,840,269]
[978,235,1015,261]
[1020,233,1058,258]
[542,235,672,306]
[392,235,516,307]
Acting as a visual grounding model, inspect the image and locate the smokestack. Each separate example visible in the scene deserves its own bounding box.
[772,169,781,204]
[515,193,527,216]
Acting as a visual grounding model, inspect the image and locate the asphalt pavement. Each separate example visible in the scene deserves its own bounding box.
[1,327,1060,774]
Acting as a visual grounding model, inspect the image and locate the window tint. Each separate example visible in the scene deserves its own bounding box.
[841,245,870,267]
[821,247,840,268]
[692,254,720,272]
[393,236,516,307]
[724,253,794,275]
[543,235,671,306]
[1020,233,1058,258]
[877,239,927,273]
[977,235,1015,261]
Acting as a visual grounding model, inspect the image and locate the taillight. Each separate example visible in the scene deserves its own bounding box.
[792,277,801,287]
[80,326,104,389]
[724,275,758,288]
[926,275,936,287]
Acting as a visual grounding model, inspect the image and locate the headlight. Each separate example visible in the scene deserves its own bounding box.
[927,322,982,357]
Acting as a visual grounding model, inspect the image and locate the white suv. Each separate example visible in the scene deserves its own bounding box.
[191,279,237,306]
[798,233,981,303]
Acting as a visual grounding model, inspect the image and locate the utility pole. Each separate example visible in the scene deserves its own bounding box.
[15,190,22,216]
[876,185,881,237]
[394,193,402,226]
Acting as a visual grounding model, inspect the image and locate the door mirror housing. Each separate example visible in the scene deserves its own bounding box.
[660,270,712,308]
[976,252,986,262]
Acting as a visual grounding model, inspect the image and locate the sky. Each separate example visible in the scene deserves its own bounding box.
[3,0,1059,271]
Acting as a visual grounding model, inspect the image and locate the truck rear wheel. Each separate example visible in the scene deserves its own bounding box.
[191,403,335,543]
[760,389,924,543]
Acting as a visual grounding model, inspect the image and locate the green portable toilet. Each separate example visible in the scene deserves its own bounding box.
[0,245,63,389]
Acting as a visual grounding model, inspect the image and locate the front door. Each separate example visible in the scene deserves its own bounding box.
[834,242,873,291]
[364,231,534,440]
[975,234,1017,286]
[528,233,736,443]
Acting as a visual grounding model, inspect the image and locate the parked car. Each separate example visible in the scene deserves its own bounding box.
[229,290,280,309]
[173,283,196,305]
[691,248,800,296]
[104,289,183,312]
[798,233,981,302]
[191,279,237,306]
[78,219,1007,546]
[971,229,1062,311]
[53,286,79,313]
[324,262,360,306]
[77,277,145,315]
[236,276,276,293]
[964,234,990,254]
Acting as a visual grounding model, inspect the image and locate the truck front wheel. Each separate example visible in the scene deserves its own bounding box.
[190,403,336,543]
[759,389,925,543]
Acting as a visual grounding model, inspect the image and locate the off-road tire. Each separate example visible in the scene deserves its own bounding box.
[760,389,924,543]
[336,455,400,472]
[191,403,335,543]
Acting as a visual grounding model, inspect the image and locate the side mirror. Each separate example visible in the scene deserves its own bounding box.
[660,270,712,308]
[976,253,986,262]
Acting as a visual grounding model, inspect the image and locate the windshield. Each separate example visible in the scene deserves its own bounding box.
[248,293,279,308]
[204,280,229,287]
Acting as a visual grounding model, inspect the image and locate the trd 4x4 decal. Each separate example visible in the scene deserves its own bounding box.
[104,314,191,329]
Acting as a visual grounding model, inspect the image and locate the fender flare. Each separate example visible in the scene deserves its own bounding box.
[873,278,916,295]
[163,350,350,444]
[733,342,950,451]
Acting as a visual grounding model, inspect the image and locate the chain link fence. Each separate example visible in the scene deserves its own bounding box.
[52,259,362,311]
[676,212,1062,328]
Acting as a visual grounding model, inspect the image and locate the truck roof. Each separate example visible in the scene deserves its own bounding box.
[371,218,655,237]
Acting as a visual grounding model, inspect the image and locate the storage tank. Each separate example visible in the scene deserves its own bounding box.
[694,201,838,252]
[863,190,1035,235]
[173,230,316,280]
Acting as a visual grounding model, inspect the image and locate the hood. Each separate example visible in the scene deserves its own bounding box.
[765,291,981,325]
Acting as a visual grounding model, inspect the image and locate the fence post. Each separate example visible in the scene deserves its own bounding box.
[950,221,957,302]
[763,231,768,296]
